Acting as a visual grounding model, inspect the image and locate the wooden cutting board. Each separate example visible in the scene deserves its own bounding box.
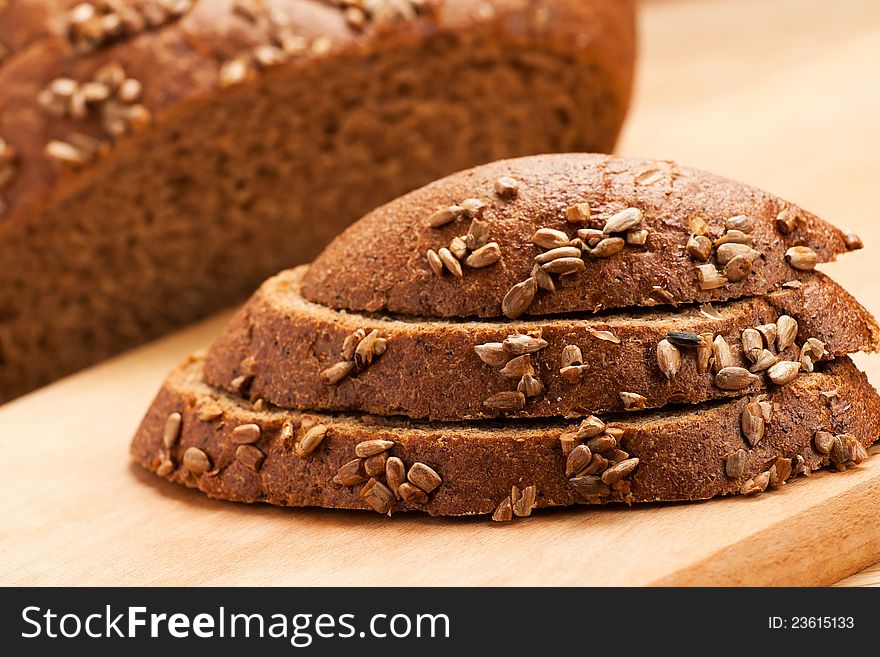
[2,0,880,586]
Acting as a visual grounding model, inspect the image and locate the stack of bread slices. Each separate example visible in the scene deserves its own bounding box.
[131,154,880,520]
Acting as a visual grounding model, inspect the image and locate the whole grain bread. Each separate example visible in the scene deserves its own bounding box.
[0,0,636,402]
[203,267,880,420]
[300,153,859,318]
[131,354,880,516]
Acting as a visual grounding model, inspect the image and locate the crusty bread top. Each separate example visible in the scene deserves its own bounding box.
[203,266,880,420]
[301,153,855,317]
[0,0,635,222]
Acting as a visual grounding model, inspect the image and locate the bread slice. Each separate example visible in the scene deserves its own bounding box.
[202,267,880,420]
[131,355,880,517]
[301,153,861,318]
[0,0,637,402]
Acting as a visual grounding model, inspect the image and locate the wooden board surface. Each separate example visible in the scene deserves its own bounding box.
[2,0,880,586]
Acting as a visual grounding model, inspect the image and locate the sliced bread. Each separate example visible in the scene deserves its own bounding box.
[301,153,861,318]
[131,355,880,517]
[202,267,880,420]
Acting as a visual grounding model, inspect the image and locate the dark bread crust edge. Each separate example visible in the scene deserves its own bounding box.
[301,153,852,318]
[131,355,880,517]
[202,267,880,420]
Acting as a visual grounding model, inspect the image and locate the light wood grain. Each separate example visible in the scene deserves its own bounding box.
[1,0,880,586]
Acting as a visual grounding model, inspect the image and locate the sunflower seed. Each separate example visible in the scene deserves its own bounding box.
[603,207,642,234]
[354,329,383,368]
[362,479,397,513]
[782,280,803,289]
[197,403,223,422]
[575,416,606,439]
[725,215,753,233]
[741,402,765,446]
[162,412,182,449]
[231,423,261,444]
[577,228,604,245]
[428,205,462,227]
[531,265,556,292]
[799,338,825,372]
[715,367,759,390]
[569,475,610,497]
[620,392,647,411]
[768,360,801,386]
[656,339,681,381]
[559,432,579,456]
[687,234,712,261]
[561,345,583,368]
[333,459,367,486]
[183,447,210,475]
[813,431,835,455]
[740,470,771,495]
[494,176,518,199]
[725,449,747,479]
[749,349,780,373]
[588,328,621,344]
[697,332,715,373]
[776,315,798,352]
[531,227,570,249]
[626,228,649,246]
[449,236,468,260]
[565,202,592,224]
[560,365,586,383]
[230,374,253,394]
[502,278,537,319]
[511,484,536,517]
[716,243,761,266]
[474,342,508,366]
[785,246,818,271]
[156,460,174,477]
[585,433,617,454]
[384,457,406,499]
[696,264,727,289]
[601,457,639,485]
[460,198,486,218]
[502,334,547,355]
[741,329,763,362]
[517,374,543,397]
[831,434,856,464]
[341,329,366,360]
[604,427,625,441]
[844,231,863,251]
[438,247,463,277]
[355,439,394,458]
[408,462,442,493]
[712,335,734,372]
[500,354,534,378]
[541,257,585,275]
[236,444,265,471]
[775,208,798,233]
[590,237,625,258]
[296,424,327,457]
[566,444,593,477]
[715,230,753,246]
[769,457,792,489]
[492,496,513,521]
[724,255,752,282]
[636,169,663,185]
[364,452,388,477]
[759,400,773,423]
[426,249,443,276]
[792,454,806,475]
[465,219,490,251]
[534,246,581,264]
[465,242,501,268]
[608,449,630,463]
[483,390,526,411]
[580,453,608,476]
[852,440,869,465]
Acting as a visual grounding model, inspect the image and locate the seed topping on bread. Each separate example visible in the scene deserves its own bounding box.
[66,0,194,54]
[321,328,387,385]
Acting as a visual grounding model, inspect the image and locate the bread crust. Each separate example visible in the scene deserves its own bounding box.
[301,153,851,317]
[202,267,880,420]
[131,355,880,516]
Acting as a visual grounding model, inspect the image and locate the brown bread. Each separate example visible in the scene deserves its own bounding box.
[131,355,880,516]
[0,0,636,402]
[203,267,880,420]
[301,153,853,318]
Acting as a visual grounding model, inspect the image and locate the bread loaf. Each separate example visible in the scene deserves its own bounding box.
[202,267,880,419]
[0,0,636,401]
